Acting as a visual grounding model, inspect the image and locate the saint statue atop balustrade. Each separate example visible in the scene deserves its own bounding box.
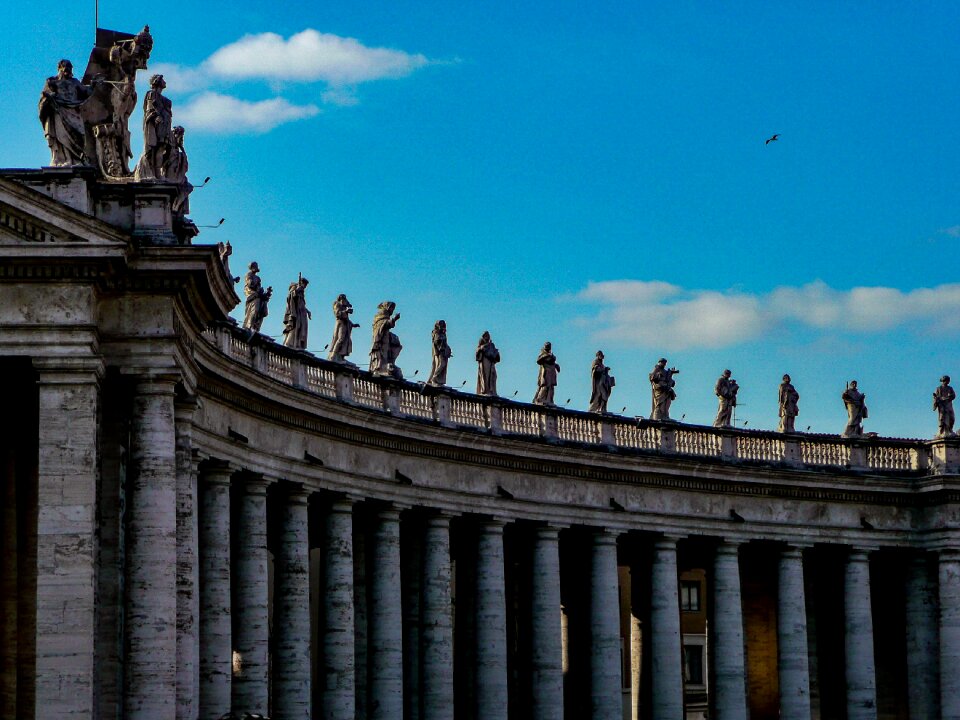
[841,380,867,437]
[370,301,403,379]
[242,262,272,333]
[934,375,956,438]
[649,358,678,421]
[778,374,799,433]
[533,342,560,406]
[588,351,614,414]
[476,331,500,396]
[713,369,738,428]
[282,275,311,350]
[329,294,360,364]
[428,320,452,386]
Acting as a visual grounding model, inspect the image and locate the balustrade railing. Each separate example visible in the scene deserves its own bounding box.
[203,323,941,475]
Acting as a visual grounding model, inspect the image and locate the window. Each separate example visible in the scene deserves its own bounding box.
[680,581,700,611]
[684,644,704,685]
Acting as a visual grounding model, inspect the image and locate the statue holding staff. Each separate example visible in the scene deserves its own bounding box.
[281,275,311,350]
[328,294,360,364]
[242,262,272,333]
[649,358,679,421]
[713,369,738,428]
[588,351,615,413]
[428,320,452,386]
[841,380,867,437]
[38,59,95,166]
[476,331,500,396]
[533,342,561,406]
[778,374,800,433]
[934,375,956,438]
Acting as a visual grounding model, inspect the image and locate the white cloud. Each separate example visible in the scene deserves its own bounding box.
[573,279,960,350]
[175,92,320,134]
[205,29,429,85]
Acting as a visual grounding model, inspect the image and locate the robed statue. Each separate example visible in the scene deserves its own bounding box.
[242,262,272,333]
[476,331,500,396]
[428,320,452,386]
[281,275,311,350]
[588,351,615,414]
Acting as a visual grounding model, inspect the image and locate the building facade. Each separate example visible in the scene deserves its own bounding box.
[0,169,958,720]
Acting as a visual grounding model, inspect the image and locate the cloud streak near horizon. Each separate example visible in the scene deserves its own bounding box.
[151,29,433,133]
[573,279,960,350]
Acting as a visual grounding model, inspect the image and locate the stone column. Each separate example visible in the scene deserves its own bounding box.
[33,364,101,718]
[649,536,684,720]
[199,461,233,719]
[402,520,421,720]
[324,498,356,720]
[125,377,179,720]
[175,398,199,720]
[530,525,563,720]
[844,548,877,720]
[591,529,622,720]
[232,475,271,715]
[369,507,404,720]
[421,514,454,720]
[475,519,508,720]
[905,552,939,720]
[713,541,747,720]
[940,549,960,720]
[778,544,812,720]
[273,485,311,720]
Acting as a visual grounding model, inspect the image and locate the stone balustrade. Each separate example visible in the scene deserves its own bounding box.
[203,322,948,475]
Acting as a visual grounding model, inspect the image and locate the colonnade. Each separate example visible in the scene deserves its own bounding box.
[179,460,960,720]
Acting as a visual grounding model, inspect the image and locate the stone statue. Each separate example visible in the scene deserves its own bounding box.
[242,262,272,333]
[778,374,800,433]
[369,301,403,379]
[218,242,239,283]
[81,26,153,176]
[934,375,956,438]
[588,351,615,413]
[533,342,561,406]
[164,126,193,215]
[841,380,868,437]
[328,294,360,364]
[476,331,500,396]
[38,60,95,166]
[428,320,452,386]
[649,358,679,421]
[713,369,738,428]
[281,275,311,350]
[134,74,173,180]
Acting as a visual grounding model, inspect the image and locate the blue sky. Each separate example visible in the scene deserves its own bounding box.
[3,1,960,438]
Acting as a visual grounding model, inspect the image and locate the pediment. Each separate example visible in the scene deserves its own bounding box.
[0,177,129,248]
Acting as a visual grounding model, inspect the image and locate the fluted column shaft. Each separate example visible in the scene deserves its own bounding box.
[591,530,622,720]
[844,548,877,720]
[940,550,960,720]
[778,545,811,720]
[199,464,233,719]
[650,537,684,720]
[713,541,747,720]
[475,520,508,720]
[421,515,454,720]
[174,400,199,720]
[126,378,179,719]
[531,526,563,720]
[232,476,270,714]
[324,499,356,720]
[274,487,312,720]
[906,552,939,720]
[369,508,404,720]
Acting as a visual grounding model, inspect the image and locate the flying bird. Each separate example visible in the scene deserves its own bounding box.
[765,133,780,145]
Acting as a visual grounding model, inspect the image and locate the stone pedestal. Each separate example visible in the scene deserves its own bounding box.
[590,530,622,720]
[531,526,563,720]
[844,548,877,720]
[198,462,233,719]
[324,499,356,720]
[125,377,179,720]
[778,545,812,720]
[475,519,508,720]
[232,476,271,715]
[650,536,684,720]
[273,486,311,720]
[369,508,404,720]
[421,515,454,720]
[713,541,747,720]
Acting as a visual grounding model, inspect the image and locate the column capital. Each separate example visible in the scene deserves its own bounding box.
[592,528,620,546]
[236,472,271,495]
[198,458,235,485]
[535,524,565,539]
[32,357,104,384]
[134,374,180,396]
[478,516,509,531]
[847,545,878,559]
[279,482,310,505]
[715,540,743,557]
[653,534,683,550]
[425,512,455,529]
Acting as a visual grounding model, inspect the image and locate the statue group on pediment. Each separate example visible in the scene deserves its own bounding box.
[38,28,194,220]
